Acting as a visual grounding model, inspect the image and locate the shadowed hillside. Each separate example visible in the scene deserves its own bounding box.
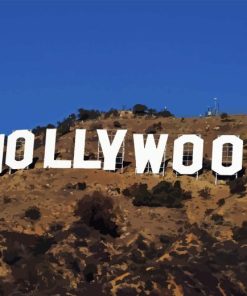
[0,107,247,295]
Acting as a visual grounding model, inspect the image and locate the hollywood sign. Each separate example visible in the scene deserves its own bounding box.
[0,129,244,177]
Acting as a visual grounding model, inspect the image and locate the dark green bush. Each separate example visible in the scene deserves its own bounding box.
[57,114,76,136]
[49,222,64,233]
[199,187,211,199]
[203,158,211,171]
[133,104,148,115]
[116,287,138,296]
[122,188,131,197]
[78,108,100,121]
[125,181,191,208]
[3,196,11,204]
[83,263,97,282]
[156,109,174,117]
[113,120,122,128]
[221,112,228,120]
[211,214,224,225]
[24,206,41,221]
[104,108,119,118]
[159,235,171,245]
[74,191,120,237]
[131,249,146,264]
[229,178,246,195]
[32,124,55,136]
[66,182,86,190]
[232,221,247,241]
[76,182,87,190]
[132,184,152,207]
[145,122,162,134]
[217,198,225,207]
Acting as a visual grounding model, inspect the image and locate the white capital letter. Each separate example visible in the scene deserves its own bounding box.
[134,134,168,174]
[73,129,101,169]
[173,135,203,175]
[97,129,127,170]
[6,130,34,170]
[212,135,243,176]
[44,129,71,168]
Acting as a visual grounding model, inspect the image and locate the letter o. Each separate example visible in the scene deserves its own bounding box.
[6,130,34,170]
[212,135,243,176]
[173,135,204,174]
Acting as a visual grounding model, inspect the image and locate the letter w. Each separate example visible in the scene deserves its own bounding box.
[134,134,168,174]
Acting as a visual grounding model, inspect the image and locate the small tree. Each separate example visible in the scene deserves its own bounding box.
[147,108,157,116]
[132,104,148,115]
[57,114,76,136]
[221,112,228,120]
[104,108,119,118]
[24,206,41,221]
[74,191,120,237]
[32,124,55,136]
[78,108,101,121]
[157,109,174,117]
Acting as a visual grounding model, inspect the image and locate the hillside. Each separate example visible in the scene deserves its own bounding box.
[0,112,247,295]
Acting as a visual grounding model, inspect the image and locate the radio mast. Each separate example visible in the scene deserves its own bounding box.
[213,97,220,116]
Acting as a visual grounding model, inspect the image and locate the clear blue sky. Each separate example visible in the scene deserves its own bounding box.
[0,1,246,133]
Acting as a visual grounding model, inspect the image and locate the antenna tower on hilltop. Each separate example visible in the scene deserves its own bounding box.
[213,97,220,116]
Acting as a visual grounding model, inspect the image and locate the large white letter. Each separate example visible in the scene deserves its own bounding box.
[134,134,168,174]
[44,129,71,168]
[73,129,101,169]
[173,135,204,175]
[6,130,34,170]
[212,135,243,176]
[0,135,5,173]
[97,129,127,170]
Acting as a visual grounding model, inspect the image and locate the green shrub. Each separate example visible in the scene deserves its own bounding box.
[132,184,152,207]
[78,108,100,121]
[217,198,225,207]
[131,249,146,264]
[229,178,246,195]
[159,235,171,244]
[57,114,76,136]
[133,104,148,115]
[113,120,122,128]
[125,181,191,208]
[32,124,55,136]
[74,191,120,237]
[24,206,41,221]
[116,287,138,296]
[211,214,224,225]
[221,112,228,120]
[83,263,97,282]
[104,108,119,118]
[66,182,87,191]
[145,122,162,134]
[199,187,211,199]
[156,109,174,117]
[232,221,247,241]
[203,158,211,171]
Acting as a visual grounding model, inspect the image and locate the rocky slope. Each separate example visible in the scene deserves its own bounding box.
[0,113,247,295]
